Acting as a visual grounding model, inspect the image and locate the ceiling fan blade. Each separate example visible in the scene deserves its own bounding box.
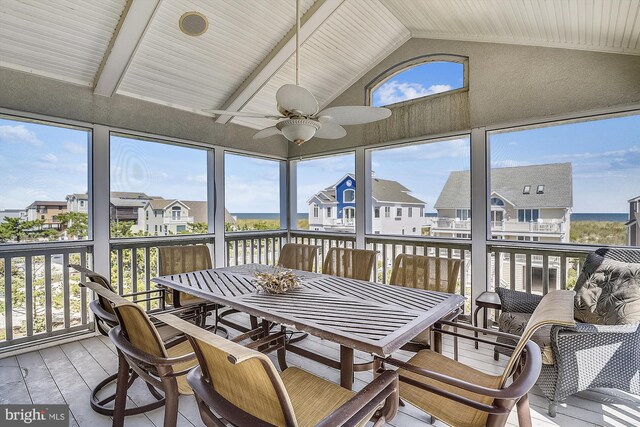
[276,84,319,116]
[253,126,282,140]
[315,123,347,140]
[203,109,284,120]
[317,106,391,126]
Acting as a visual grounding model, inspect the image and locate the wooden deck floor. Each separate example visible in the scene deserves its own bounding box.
[1,324,638,427]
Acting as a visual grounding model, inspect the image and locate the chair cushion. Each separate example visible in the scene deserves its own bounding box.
[398,350,501,427]
[281,367,373,427]
[574,253,640,325]
[497,312,554,364]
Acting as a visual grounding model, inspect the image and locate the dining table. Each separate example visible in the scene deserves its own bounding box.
[152,263,465,390]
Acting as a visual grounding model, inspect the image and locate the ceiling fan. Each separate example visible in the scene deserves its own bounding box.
[203,0,391,145]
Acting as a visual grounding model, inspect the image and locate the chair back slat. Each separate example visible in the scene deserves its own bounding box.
[155,313,296,426]
[277,243,320,272]
[390,254,461,293]
[323,247,377,281]
[500,290,576,385]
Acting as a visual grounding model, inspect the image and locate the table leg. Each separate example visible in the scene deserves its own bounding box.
[340,345,354,390]
[433,322,442,354]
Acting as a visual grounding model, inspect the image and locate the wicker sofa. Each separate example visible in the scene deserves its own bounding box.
[495,248,640,416]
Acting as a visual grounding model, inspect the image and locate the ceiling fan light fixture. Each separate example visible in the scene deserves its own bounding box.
[277,118,320,146]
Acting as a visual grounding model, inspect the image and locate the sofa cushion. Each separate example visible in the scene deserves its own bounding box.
[497,312,554,364]
[574,253,640,325]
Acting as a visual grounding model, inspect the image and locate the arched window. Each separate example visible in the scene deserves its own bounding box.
[369,55,467,107]
[343,189,355,203]
[491,197,504,207]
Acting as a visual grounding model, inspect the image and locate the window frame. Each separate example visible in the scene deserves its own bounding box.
[366,54,469,107]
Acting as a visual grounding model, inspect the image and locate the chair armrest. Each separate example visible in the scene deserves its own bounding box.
[382,341,541,404]
[567,323,640,334]
[315,370,399,427]
[496,288,542,314]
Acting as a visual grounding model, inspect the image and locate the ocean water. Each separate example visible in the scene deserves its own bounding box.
[232,212,629,222]
[571,213,628,222]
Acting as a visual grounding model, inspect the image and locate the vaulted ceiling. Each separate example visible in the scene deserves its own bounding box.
[1,0,639,130]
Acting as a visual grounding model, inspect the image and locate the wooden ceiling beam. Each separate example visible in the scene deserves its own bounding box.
[215,0,344,124]
[93,0,162,97]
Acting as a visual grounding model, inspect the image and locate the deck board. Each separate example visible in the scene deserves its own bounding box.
[1,321,638,427]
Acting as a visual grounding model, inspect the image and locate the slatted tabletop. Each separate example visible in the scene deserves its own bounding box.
[152,264,465,357]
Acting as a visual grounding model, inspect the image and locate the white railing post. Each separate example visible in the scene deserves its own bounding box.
[470,126,489,314]
[355,147,368,249]
[287,160,298,241]
[92,125,111,279]
[213,148,226,267]
[281,160,290,244]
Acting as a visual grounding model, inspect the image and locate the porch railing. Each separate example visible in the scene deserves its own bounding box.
[110,235,215,311]
[0,242,93,351]
[488,243,591,295]
[225,230,288,266]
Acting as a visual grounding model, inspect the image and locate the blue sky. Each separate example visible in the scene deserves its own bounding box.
[2,110,638,214]
[372,61,464,107]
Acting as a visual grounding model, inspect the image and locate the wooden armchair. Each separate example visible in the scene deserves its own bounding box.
[277,243,321,272]
[389,254,462,358]
[322,247,377,281]
[82,281,198,427]
[380,290,576,427]
[155,312,400,427]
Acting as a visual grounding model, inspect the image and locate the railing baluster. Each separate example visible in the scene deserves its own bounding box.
[44,254,52,333]
[542,255,550,295]
[494,250,501,290]
[145,246,151,311]
[525,253,532,294]
[80,248,88,325]
[4,256,13,341]
[560,254,567,290]
[63,252,70,329]
[25,256,33,337]
[509,251,516,290]
[117,248,124,294]
[131,248,138,301]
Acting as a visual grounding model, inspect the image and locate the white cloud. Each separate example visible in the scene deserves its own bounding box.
[374,81,453,106]
[0,125,44,146]
[492,159,532,168]
[62,141,86,154]
[187,174,207,183]
[39,153,58,163]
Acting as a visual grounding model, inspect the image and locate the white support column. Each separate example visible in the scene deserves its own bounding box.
[287,160,298,239]
[207,149,216,264]
[470,127,489,315]
[280,160,289,241]
[213,149,226,267]
[91,125,111,278]
[355,147,366,249]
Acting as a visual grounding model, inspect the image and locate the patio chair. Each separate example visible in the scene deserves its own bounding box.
[389,254,462,358]
[277,243,321,272]
[495,247,640,416]
[323,247,377,281]
[154,312,400,427]
[380,290,576,427]
[158,245,228,336]
[82,280,198,427]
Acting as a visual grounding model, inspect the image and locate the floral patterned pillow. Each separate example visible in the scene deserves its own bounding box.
[574,253,640,325]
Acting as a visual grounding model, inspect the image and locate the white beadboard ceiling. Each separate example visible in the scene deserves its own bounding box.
[0,0,127,86]
[0,0,639,130]
[232,0,410,129]
[117,0,314,114]
[382,0,640,56]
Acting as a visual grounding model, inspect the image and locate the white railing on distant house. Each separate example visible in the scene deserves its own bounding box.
[433,218,564,234]
[0,242,93,352]
[163,216,194,224]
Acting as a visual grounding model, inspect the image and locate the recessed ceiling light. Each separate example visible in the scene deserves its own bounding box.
[179,12,208,36]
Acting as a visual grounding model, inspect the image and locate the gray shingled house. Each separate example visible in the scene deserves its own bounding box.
[432,163,573,243]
